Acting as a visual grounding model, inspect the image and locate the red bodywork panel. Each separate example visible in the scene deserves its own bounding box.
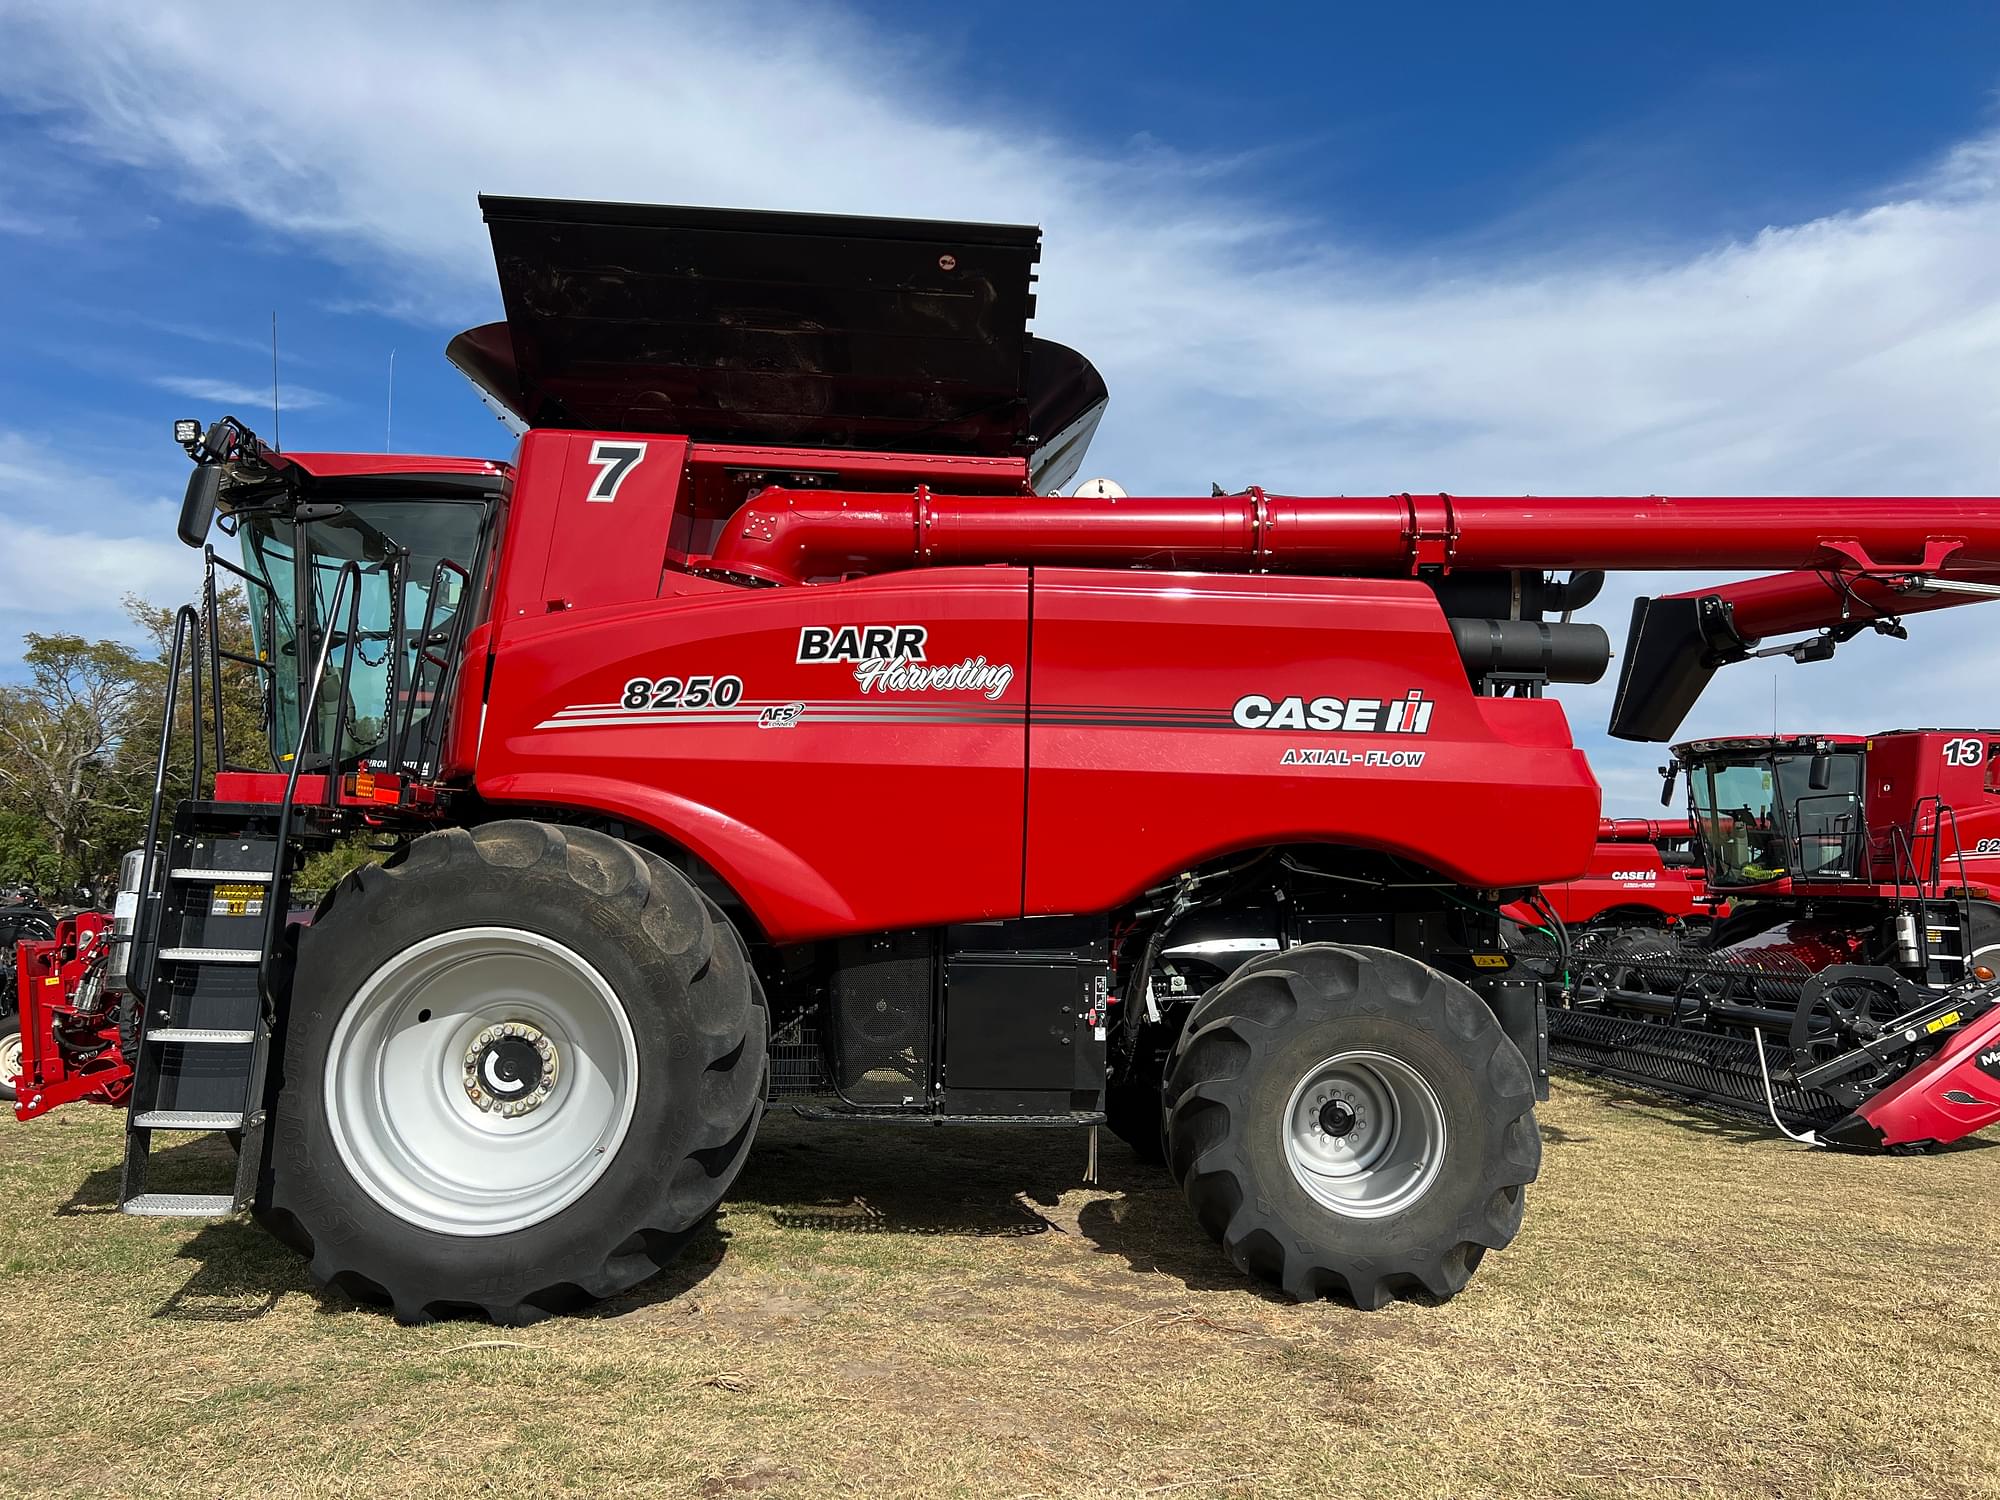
[1021,570,1595,914]
[1851,1004,2000,1147]
[473,563,1598,942]
[1510,818,1717,928]
[12,912,129,1120]
[273,451,507,481]
[1525,841,1708,928]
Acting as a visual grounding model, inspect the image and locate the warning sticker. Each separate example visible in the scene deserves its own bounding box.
[210,883,265,918]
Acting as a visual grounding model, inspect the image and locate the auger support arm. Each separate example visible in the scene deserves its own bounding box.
[1612,561,2000,742]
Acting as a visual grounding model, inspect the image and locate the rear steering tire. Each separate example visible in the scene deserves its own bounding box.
[255,820,767,1324]
[1164,944,1540,1308]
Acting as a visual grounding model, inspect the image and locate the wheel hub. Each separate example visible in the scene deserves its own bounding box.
[463,1022,559,1117]
[1282,1050,1448,1220]
[1317,1095,1359,1138]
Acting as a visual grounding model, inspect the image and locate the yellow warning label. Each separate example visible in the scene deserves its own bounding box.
[1927,1011,1962,1034]
[1471,953,1509,969]
[210,883,266,918]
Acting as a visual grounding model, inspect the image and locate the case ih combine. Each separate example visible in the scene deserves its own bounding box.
[1511,817,1712,934]
[14,195,2000,1323]
[1551,729,2000,1148]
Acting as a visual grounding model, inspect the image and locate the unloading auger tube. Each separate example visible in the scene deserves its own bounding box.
[707,487,2000,585]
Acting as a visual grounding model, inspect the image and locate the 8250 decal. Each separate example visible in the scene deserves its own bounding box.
[620,674,744,710]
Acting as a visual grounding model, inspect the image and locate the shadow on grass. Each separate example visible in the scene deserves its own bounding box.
[153,1219,308,1322]
[58,1136,237,1217]
[734,1114,1284,1299]
[728,1117,1071,1237]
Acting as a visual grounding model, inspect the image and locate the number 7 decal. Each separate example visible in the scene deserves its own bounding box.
[585,440,647,502]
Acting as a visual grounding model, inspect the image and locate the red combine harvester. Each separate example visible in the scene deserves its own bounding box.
[1512,816,1713,934]
[17,196,2000,1323]
[1551,728,2000,1147]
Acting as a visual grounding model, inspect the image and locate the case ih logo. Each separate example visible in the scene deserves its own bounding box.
[1233,690,1435,734]
[798,625,928,663]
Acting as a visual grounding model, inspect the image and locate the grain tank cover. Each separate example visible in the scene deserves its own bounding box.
[449,195,1106,482]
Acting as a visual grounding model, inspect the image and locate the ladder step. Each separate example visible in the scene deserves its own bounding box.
[157,947,262,964]
[169,867,274,883]
[132,1110,244,1131]
[147,1027,256,1045]
[122,1193,237,1217]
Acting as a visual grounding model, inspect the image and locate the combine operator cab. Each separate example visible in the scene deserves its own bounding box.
[1684,738,1866,887]
[1549,729,2000,1148]
[72,419,500,1214]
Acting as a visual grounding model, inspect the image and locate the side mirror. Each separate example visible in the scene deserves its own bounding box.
[1659,763,1679,808]
[1809,751,1833,791]
[178,465,222,548]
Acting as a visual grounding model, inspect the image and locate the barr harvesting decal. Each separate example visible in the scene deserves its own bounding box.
[798,624,1016,701]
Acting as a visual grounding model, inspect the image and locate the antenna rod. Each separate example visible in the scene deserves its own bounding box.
[387,349,396,453]
[270,311,281,451]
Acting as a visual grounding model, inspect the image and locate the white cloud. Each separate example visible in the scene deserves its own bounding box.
[2,1,2000,806]
[147,374,330,411]
[0,431,199,668]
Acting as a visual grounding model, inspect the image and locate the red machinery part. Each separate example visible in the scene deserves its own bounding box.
[707,487,2000,586]
[1598,817,1693,841]
[12,911,130,1120]
[1827,1003,2000,1149]
[1688,566,2000,641]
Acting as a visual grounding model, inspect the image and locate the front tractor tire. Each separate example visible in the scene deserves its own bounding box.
[256,821,766,1324]
[1164,944,1540,1309]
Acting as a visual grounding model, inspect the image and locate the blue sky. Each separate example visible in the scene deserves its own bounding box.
[2,1,1999,810]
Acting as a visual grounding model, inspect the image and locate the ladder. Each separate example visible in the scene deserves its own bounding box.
[119,801,289,1217]
[1915,895,1973,985]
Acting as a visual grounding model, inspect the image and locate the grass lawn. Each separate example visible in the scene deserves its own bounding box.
[1,1080,1995,1499]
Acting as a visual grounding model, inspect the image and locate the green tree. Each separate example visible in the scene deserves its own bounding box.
[0,589,269,889]
[0,632,148,884]
[0,809,58,886]
[124,588,269,778]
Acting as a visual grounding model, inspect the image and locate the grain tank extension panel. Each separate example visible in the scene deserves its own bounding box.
[446,195,1107,488]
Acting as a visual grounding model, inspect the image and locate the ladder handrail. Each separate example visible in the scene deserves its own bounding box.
[129,605,206,1006]
[202,547,283,773]
[397,556,474,776]
[258,561,363,1018]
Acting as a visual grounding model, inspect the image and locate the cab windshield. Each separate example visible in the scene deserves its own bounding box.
[1690,751,1863,885]
[236,498,489,772]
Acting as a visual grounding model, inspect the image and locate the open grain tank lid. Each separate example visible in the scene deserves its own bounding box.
[447,195,1107,489]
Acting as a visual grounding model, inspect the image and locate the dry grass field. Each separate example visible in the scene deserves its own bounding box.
[1,1080,1996,1500]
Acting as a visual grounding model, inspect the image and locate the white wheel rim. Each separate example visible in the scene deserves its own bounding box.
[0,1027,21,1091]
[325,927,639,1236]
[1281,1050,1448,1220]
